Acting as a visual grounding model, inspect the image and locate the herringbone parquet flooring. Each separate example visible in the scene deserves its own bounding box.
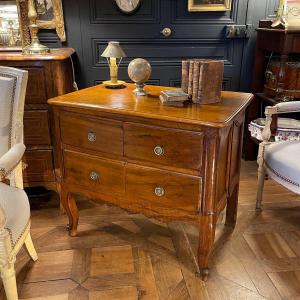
[1,161,300,300]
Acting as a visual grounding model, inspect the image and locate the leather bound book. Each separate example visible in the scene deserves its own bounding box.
[192,61,200,102]
[188,61,194,97]
[197,60,224,104]
[181,60,189,93]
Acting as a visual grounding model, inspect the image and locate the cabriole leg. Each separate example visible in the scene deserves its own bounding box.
[24,233,38,261]
[60,189,79,237]
[225,186,239,228]
[197,214,217,281]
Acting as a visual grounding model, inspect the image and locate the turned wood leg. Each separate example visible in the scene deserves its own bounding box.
[256,161,266,211]
[24,233,38,261]
[60,189,79,236]
[225,186,239,228]
[197,215,217,281]
[256,143,266,211]
[1,265,18,300]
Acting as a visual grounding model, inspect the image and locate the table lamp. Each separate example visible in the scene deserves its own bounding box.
[101,41,126,88]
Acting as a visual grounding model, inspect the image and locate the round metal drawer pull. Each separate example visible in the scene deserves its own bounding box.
[88,132,97,142]
[89,171,99,181]
[154,145,164,156]
[154,187,165,197]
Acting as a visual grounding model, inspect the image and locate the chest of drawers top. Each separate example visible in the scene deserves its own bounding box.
[48,83,252,128]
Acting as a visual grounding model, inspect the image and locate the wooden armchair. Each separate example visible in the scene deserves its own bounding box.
[256,101,300,210]
[0,67,38,300]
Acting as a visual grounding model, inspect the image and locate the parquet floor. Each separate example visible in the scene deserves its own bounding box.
[1,161,300,300]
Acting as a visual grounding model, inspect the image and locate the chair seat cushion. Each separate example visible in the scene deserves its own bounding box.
[265,141,300,194]
[0,182,30,245]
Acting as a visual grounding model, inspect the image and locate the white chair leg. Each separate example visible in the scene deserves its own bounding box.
[256,146,266,210]
[24,233,38,262]
[1,265,18,300]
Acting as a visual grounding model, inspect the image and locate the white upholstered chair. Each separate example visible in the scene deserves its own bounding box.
[0,67,38,300]
[256,101,300,210]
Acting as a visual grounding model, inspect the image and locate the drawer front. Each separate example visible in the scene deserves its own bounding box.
[23,150,55,183]
[24,110,51,146]
[25,67,47,104]
[64,150,125,195]
[61,113,123,156]
[124,123,203,171]
[126,164,201,217]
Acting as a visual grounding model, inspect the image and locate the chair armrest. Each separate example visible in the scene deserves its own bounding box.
[266,101,300,115]
[262,101,300,143]
[0,143,26,181]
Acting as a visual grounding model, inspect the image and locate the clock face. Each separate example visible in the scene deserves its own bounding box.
[114,0,141,14]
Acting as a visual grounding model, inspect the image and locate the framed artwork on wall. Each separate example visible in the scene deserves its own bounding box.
[35,0,66,41]
[272,0,300,29]
[188,0,232,12]
[0,0,30,51]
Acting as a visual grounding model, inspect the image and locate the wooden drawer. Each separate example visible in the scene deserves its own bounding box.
[61,113,123,156]
[64,150,125,195]
[24,110,51,146]
[23,150,55,183]
[124,123,203,171]
[24,67,47,104]
[125,164,201,218]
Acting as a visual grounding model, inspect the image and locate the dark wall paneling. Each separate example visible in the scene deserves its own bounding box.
[49,0,279,91]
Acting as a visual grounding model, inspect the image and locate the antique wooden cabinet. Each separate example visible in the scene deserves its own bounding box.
[245,21,300,160]
[0,48,75,191]
[48,84,252,280]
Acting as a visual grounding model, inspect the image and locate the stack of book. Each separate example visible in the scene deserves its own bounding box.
[159,89,189,107]
[181,59,224,104]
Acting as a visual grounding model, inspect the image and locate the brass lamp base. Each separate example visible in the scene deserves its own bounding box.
[103,80,125,89]
[23,41,50,55]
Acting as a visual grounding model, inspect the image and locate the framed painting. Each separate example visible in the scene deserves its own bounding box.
[272,0,300,29]
[188,0,232,12]
[35,0,66,41]
[0,0,30,51]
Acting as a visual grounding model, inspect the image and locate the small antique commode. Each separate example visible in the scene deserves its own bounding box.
[48,83,253,280]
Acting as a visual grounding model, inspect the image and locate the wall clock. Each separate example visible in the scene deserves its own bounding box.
[114,0,141,15]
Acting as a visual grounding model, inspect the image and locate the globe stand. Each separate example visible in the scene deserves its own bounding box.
[133,83,148,96]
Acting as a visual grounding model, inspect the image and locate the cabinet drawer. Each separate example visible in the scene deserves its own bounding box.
[126,164,201,218]
[24,110,51,146]
[124,123,203,171]
[25,67,47,104]
[64,150,125,195]
[23,150,55,183]
[61,113,123,156]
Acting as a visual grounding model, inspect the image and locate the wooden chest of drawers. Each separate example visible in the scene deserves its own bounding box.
[48,83,253,280]
[0,49,75,190]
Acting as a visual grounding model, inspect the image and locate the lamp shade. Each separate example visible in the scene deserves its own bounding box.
[101,41,126,58]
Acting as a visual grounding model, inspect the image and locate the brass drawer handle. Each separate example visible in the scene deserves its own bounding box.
[154,145,164,156]
[154,187,165,197]
[89,171,99,181]
[88,132,97,142]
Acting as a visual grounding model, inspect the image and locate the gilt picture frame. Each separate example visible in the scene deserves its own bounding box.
[35,0,66,41]
[0,0,30,51]
[188,0,232,12]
